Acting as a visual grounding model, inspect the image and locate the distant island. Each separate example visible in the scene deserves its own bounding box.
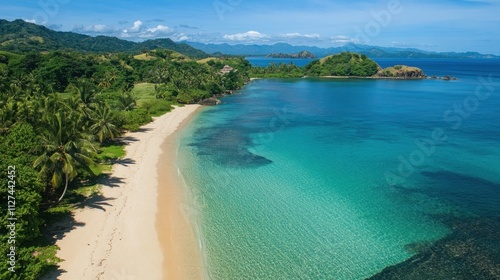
[248,52,430,79]
[302,52,426,79]
[266,51,317,59]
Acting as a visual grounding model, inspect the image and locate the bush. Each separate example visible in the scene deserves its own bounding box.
[176,92,195,104]
[121,108,151,131]
[0,124,55,280]
[140,99,173,116]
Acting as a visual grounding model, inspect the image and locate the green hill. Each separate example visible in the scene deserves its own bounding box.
[305,52,380,77]
[0,19,208,58]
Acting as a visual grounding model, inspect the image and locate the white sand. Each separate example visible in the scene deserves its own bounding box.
[46,105,201,280]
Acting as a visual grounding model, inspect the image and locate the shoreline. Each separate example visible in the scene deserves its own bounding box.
[313,75,427,80]
[44,104,202,280]
[156,105,206,280]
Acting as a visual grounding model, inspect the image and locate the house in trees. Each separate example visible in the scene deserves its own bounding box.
[220,65,236,75]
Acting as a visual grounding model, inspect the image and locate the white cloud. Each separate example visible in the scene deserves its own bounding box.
[147,25,173,34]
[73,24,118,34]
[24,19,37,24]
[281,33,321,39]
[123,20,143,33]
[135,25,177,39]
[71,21,180,40]
[223,31,268,41]
[130,20,143,32]
[331,35,360,44]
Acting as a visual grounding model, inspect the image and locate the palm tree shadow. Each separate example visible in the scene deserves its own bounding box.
[45,214,85,242]
[40,194,117,279]
[40,268,66,280]
[97,174,126,188]
[78,195,115,211]
[136,127,153,133]
[119,136,139,144]
[40,210,82,280]
[112,157,136,166]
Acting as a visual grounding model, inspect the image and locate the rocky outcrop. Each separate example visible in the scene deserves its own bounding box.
[377,65,426,79]
[199,97,221,105]
[429,75,459,80]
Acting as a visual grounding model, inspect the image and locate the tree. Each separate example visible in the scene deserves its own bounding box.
[0,124,50,280]
[33,112,96,203]
[90,103,121,143]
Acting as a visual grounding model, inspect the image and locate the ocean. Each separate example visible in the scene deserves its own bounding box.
[175,58,500,279]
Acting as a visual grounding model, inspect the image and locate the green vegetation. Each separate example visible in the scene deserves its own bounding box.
[266,50,317,59]
[0,44,248,278]
[305,52,380,76]
[97,144,126,161]
[249,52,382,78]
[250,63,304,78]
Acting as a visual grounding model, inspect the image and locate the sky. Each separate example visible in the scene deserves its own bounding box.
[2,0,500,54]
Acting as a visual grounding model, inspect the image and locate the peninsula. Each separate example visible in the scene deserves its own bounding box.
[266,50,317,59]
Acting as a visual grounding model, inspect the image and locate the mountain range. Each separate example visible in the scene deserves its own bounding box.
[0,19,208,58]
[1,19,498,60]
[186,42,499,59]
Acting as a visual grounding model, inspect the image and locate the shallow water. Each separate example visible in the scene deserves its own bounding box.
[176,59,500,279]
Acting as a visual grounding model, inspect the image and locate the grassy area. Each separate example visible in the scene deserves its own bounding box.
[87,143,126,176]
[132,82,157,106]
[319,55,332,64]
[197,57,218,64]
[133,53,157,61]
[97,144,126,161]
[71,183,102,198]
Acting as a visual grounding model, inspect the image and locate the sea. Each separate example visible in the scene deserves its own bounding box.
[175,58,500,279]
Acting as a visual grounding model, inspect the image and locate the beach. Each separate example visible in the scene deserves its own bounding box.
[45,104,202,280]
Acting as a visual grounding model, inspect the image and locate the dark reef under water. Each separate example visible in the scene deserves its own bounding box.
[369,170,500,279]
[368,216,500,280]
[188,126,273,168]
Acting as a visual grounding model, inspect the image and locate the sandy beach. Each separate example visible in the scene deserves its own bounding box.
[44,104,202,280]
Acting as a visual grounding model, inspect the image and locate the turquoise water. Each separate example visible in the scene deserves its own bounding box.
[176,59,500,279]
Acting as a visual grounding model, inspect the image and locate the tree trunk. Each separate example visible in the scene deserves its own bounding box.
[57,173,69,203]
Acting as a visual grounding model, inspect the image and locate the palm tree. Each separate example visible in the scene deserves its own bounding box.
[34,112,96,203]
[69,78,99,111]
[116,90,137,111]
[98,69,118,89]
[0,98,16,134]
[90,103,120,143]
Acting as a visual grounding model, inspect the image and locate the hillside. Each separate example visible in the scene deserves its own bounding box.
[304,52,380,77]
[0,19,208,58]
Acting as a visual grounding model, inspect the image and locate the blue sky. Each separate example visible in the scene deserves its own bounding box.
[2,0,500,54]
